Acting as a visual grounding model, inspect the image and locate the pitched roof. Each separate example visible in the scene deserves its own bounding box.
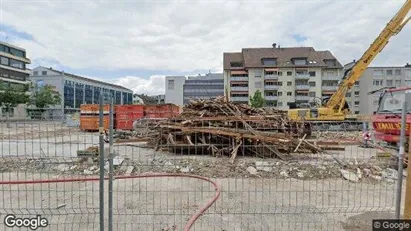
[223,47,342,70]
[36,66,132,92]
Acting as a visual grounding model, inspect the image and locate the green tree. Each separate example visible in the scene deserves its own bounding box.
[29,84,62,119]
[249,90,265,108]
[0,81,30,128]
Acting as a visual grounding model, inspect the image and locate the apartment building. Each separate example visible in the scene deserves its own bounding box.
[346,64,411,115]
[30,66,133,111]
[0,41,31,120]
[183,73,224,104]
[223,44,343,109]
[165,73,224,106]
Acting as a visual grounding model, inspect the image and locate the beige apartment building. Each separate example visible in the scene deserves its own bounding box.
[223,44,343,110]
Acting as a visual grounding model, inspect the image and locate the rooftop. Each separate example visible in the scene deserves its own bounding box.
[0,41,26,51]
[34,66,133,92]
[224,46,343,70]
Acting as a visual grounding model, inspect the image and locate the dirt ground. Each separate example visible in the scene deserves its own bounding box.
[0,123,405,231]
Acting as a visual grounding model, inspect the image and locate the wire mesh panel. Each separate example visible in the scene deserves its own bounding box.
[0,102,403,231]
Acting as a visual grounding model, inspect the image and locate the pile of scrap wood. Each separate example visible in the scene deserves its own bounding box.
[145,97,321,162]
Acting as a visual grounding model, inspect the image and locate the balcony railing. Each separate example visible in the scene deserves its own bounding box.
[322,85,338,91]
[295,85,310,90]
[322,75,341,81]
[265,95,278,101]
[295,95,311,101]
[264,74,279,80]
[295,73,310,79]
[231,86,248,91]
[230,76,248,81]
[264,85,280,90]
[231,96,249,102]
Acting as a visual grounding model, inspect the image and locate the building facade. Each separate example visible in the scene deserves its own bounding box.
[0,41,31,120]
[346,64,411,115]
[183,73,224,104]
[165,76,186,106]
[223,44,343,110]
[30,66,133,111]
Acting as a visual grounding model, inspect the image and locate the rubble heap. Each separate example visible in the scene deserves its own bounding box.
[145,97,320,161]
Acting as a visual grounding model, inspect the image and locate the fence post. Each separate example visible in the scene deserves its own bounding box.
[396,101,407,219]
[108,97,114,231]
[404,127,411,219]
[99,93,105,231]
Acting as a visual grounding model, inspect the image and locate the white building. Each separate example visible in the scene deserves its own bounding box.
[165,76,186,106]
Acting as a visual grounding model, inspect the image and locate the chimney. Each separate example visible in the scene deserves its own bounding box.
[272,43,277,48]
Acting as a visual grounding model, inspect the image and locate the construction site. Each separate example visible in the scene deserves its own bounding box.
[1,0,411,231]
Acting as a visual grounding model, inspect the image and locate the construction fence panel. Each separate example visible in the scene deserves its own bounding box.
[0,102,403,231]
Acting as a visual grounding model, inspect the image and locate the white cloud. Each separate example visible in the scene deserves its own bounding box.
[110,75,166,96]
[1,0,411,73]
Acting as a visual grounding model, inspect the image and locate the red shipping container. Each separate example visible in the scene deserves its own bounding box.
[115,105,144,130]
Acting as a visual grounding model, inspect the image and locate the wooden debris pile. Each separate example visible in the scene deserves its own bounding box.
[145,97,321,161]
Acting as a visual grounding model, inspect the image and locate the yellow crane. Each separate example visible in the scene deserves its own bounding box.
[287,0,411,127]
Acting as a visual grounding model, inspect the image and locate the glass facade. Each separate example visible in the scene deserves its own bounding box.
[62,79,132,108]
[183,78,224,104]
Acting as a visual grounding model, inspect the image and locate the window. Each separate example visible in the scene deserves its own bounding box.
[346,92,351,97]
[36,80,44,89]
[406,70,411,77]
[324,59,336,67]
[296,70,308,76]
[230,62,243,67]
[42,71,47,75]
[405,80,411,87]
[309,82,316,87]
[309,71,316,77]
[354,101,360,106]
[33,71,38,76]
[293,59,307,65]
[395,69,401,76]
[255,70,262,78]
[354,91,360,96]
[309,92,316,97]
[278,71,283,76]
[10,48,24,58]
[355,111,360,114]
[168,80,174,90]
[287,81,292,86]
[395,80,401,86]
[9,59,24,69]
[1,56,8,65]
[373,70,383,76]
[287,71,292,76]
[278,102,283,107]
[386,80,393,86]
[255,81,262,88]
[373,79,383,86]
[262,58,277,66]
[278,92,283,96]
[355,81,360,86]
[278,81,283,86]
[386,70,393,76]
[0,44,10,53]
[287,92,292,96]
[326,71,336,76]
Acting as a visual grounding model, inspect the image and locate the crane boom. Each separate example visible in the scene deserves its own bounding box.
[325,0,411,113]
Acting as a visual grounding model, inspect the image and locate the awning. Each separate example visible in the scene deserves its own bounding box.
[231,70,248,75]
[264,68,278,72]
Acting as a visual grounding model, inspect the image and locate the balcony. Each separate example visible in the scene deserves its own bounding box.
[322,75,341,81]
[264,85,280,90]
[231,96,249,102]
[295,85,310,90]
[295,95,311,101]
[322,86,338,91]
[230,76,248,81]
[295,73,310,79]
[265,95,278,101]
[264,74,278,80]
[231,86,248,91]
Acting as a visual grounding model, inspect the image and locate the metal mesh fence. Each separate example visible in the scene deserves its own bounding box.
[0,104,405,231]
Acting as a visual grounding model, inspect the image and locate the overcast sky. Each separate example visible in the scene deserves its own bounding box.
[1,0,410,95]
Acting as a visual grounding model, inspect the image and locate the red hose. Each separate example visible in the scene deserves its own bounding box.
[0,173,220,231]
